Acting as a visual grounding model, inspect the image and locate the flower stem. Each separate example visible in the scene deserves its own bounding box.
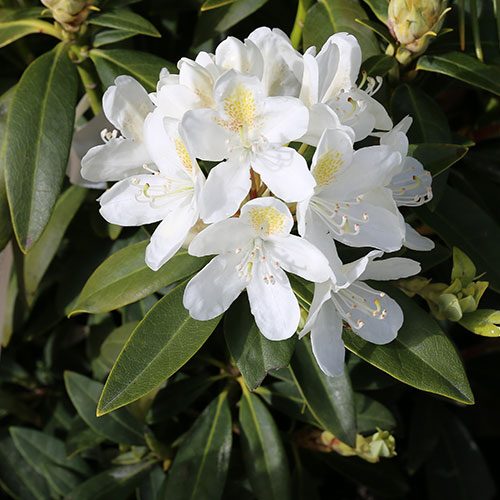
[297,143,309,156]
[290,0,313,50]
[75,58,102,115]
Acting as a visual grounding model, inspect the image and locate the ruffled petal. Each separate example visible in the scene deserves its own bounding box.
[183,253,247,320]
[247,264,300,340]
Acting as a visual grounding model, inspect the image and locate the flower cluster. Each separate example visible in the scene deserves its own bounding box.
[81,28,434,377]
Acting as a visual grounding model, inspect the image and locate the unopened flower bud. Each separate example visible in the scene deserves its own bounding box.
[438,293,463,321]
[40,0,96,31]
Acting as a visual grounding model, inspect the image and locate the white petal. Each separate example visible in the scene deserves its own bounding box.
[265,235,331,283]
[182,108,229,161]
[98,174,177,225]
[145,205,198,271]
[239,197,294,237]
[102,76,153,141]
[341,250,383,285]
[335,282,402,344]
[299,52,319,107]
[359,257,421,281]
[300,280,332,337]
[251,147,315,203]
[189,218,254,257]
[389,157,433,207]
[81,138,150,182]
[259,96,309,144]
[404,223,435,251]
[310,301,345,377]
[215,37,264,78]
[247,264,300,340]
[183,253,246,320]
[178,58,215,107]
[199,160,251,223]
[156,83,203,120]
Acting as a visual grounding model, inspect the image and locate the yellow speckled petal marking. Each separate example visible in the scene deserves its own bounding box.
[175,138,193,175]
[249,206,286,236]
[313,150,344,188]
[223,84,256,131]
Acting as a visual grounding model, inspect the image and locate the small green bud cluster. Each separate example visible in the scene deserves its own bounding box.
[41,0,96,32]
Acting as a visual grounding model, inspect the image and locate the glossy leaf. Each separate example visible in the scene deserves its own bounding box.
[97,282,221,415]
[0,19,59,49]
[417,52,500,96]
[354,393,396,433]
[343,285,474,404]
[9,426,92,477]
[65,417,106,457]
[88,9,160,37]
[97,322,138,374]
[361,0,388,22]
[303,0,379,60]
[201,0,238,10]
[90,48,176,92]
[460,309,500,337]
[22,185,86,305]
[408,143,468,177]
[93,29,136,47]
[0,431,51,500]
[65,461,156,500]
[137,465,167,500]
[290,338,357,446]
[416,186,500,293]
[239,389,292,500]
[361,54,397,77]
[65,371,146,445]
[355,18,395,46]
[42,463,82,496]
[70,242,208,315]
[224,295,296,390]
[4,43,78,252]
[165,392,232,499]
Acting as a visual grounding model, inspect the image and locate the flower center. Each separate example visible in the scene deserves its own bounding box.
[235,239,280,285]
[223,84,257,132]
[311,197,368,237]
[313,149,345,187]
[174,138,194,175]
[248,206,286,236]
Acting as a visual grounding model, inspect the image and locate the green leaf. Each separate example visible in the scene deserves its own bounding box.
[65,461,156,500]
[137,465,167,500]
[224,295,296,390]
[408,143,469,177]
[42,463,82,496]
[0,19,59,48]
[391,84,451,143]
[354,393,396,433]
[66,417,106,457]
[290,338,357,446]
[0,86,15,251]
[90,49,176,92]
[22,185,86,305]
[0,431,51,500]
[343,285,474,404]
[4,43,78,252]
[64,371,146,446]
[459,309,500,337]
[201,0,238,10]
[165,392,232,500]
[451,247,476,286]
[425,412,496,500]
[70,242,207,315]
[303,0,379,61]
[416,186,500,293]
[9,426,92,477]
[97,281,220,415]
[361,54,397,77]
[361,0,388,23]
[88,9,160,37]
[239,389,292,500]
[355,18,395,46]
[417,52,500,96]
[93,29,136,47]
[97,322,137,374]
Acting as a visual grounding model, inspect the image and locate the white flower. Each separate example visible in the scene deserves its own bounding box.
[81,76,154,182]
[297,128,406,255]
[98,111,204,271]
[183,197,331,340]
[182,70,315,223]
[302,250,421,376]
[300,33,392,144]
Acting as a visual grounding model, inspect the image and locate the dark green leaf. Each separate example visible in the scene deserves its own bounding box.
[88,9,160,37]
[97,322,137,374]
[239,389,292,500]
[22,185,86,305]
[355,18,395,45]
[65,461,156,500]
[42,463,82,496]
[65,371,146,446]
[361,54,397,77]
[97,282,220,415]
[90,48,176,92]
[347,355,398,391]
[391,84,451,143]
[417,52,500,96]
[416,186,500,293]
[290,338,357,446]
[303,0,379,61]
[408,143,469,177]
[165,392,232,500]
[137,465,167,500]
[361,0,388,23]
[201,0,238,10]
[224,295,296,390]
[93,29,136,47]
[344,285,474,404]
[70,242,208,315]
[4,43,78,251]
[65,417,106,457]
[354,393,396,433]
[0,19,59,48]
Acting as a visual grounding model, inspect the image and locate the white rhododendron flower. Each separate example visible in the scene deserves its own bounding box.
[183,198,331,340]
[81,75,154,182]
[183,70,315,222]
[301,251,421,376]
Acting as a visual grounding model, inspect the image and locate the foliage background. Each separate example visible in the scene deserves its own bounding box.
[0,0,500,498]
